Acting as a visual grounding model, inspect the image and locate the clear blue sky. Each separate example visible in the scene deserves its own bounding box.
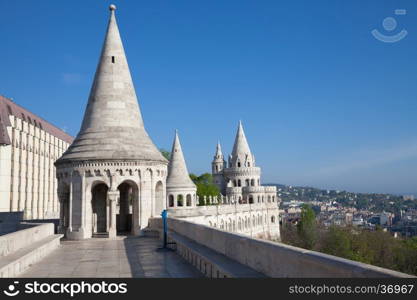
[1,0,417,194]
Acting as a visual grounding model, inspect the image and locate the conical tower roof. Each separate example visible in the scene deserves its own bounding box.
[56,5,166,165]
[213,141,224,162]
[215,141,223,157]
[167,131,196,189]
[231,121,252,158]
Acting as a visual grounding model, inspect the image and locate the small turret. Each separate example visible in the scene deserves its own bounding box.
[212,141,225,174]
[166,131,197,208]
[212,141,226,194]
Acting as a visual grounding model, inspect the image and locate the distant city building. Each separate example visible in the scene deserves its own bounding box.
[0,96,73,219]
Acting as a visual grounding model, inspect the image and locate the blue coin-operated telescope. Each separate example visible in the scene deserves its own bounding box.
[161,209,168,248]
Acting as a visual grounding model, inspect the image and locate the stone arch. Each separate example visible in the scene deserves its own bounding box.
[155,181,164,215]
[186,194,192,207]
[177,194,184,207]
[271,216,275,223]
[233,180,237,187]
[238,179,241,187]
[168,194,174,207]
[58,182,71,234]
[91,181,109,234]
[245,179,250,186]
[117,180,139,234]
[249,195,254,204]
[268,195,271,203]
[251,179,255,186]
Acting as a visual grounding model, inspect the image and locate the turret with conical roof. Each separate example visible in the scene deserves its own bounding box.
[55,5,169,240]
[167,131,195,189]
[229,121,255,168]
[212,141,226,194]
[56,5,166,165]
[166,131,197,208]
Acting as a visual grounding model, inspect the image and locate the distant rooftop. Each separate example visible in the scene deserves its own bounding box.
[0,95,74,145]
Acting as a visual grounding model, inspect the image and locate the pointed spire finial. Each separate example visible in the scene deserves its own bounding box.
[109,4,116,11]
[215,140,223,157]
[231,120,252,160]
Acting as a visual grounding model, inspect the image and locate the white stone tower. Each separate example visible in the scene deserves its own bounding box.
[166,131,197,209]
[222,121,265,203]
[55,5,168,240]
[212,141,226,194]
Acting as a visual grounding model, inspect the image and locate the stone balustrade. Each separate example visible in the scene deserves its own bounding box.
[164,218,414,278]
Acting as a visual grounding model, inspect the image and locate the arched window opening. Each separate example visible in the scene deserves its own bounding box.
[249,196,254,204]
[186,194,192,206]
[177,194,184,207]
[169,195,174,207]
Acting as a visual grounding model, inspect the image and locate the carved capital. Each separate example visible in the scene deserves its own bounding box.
[107,191,119,202]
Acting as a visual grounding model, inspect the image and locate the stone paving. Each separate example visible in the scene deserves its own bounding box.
[19,236,203,278]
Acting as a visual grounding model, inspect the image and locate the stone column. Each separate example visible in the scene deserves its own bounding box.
[108,190,119,238]
[66,181,73,236]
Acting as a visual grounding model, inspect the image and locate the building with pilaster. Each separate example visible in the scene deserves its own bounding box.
[0,95,73,220]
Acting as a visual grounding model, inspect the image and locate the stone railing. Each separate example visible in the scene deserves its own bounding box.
[0,223,54,257]
[242,186,265,193]
[264,186,277,192]
[167,202,277,218]
[165,218,414,278]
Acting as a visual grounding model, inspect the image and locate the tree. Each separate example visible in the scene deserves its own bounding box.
[296,204,317,250]
[160,149,171,160]
[320,226,354,259]
[189,173,220,205]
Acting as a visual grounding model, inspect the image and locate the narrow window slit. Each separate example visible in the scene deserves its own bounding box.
[112,56,115,63]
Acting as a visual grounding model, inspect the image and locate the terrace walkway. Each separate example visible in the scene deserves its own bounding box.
[18,236,203,278]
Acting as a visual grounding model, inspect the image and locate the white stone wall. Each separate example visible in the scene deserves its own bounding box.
[0,115,70,219]
[168,202,280,240]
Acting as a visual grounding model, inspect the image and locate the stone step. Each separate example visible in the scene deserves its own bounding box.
[0,234,63,278]
[92,232,109,238]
